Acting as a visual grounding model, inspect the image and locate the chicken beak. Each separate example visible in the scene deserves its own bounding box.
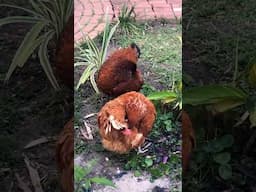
[108,115,127,131]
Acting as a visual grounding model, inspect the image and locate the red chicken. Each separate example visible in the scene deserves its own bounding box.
[56,118,74,192]
[98,91,156,154]
[182,111,196,173]
[96,43,144,96]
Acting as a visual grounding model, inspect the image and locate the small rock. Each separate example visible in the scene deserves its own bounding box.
[152,186,168,192]
[114,171,127,179]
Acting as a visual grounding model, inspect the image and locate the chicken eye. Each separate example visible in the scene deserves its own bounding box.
[124,114,128,122]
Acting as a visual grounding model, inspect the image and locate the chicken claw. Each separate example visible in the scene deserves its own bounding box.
[136,141,152,154]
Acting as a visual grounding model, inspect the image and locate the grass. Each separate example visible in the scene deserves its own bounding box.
[116,24,182,81]
[74,21,182,190]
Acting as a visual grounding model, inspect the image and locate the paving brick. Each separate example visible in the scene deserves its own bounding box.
[154,7,174,18]
[135,8,156,19]
[93,23,106,34]
[111,0,130,6]
[75,0,181,42]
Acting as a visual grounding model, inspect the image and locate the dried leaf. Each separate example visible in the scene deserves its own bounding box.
[24,156,44,192]
[0,168,10,173]
[234,111,249,127]
[80,121,93,140]
[84,113,97,119]
[24,137,49,149]
[249,110,256,128]
[15,173,32,192]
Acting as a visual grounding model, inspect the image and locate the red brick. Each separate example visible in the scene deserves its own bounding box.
[75,0,181,43]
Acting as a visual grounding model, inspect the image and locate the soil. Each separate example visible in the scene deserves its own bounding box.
[0,5,73,191]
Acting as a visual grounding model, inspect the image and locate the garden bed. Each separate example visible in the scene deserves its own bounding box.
[74,21,182,191]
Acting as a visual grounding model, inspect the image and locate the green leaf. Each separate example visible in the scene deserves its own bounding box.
[90,177,115,187]
[213,99,246,113]
[0,4,40,16]
[76,65,94,90]
[101,19,120,64]
[150,168,163,179]
[219,135,234,148]
[183,85,248,109]
[203,140,224,153]
[164,120,172,131]
[213,152,231,165]
[147,91,177,102]
[74,165,86,182]
[218,164,232,180]
[249,109,256,128]
[134,170,141,177]
[248,63,256,87]
[5,21,48,82]
[90,68,99,93]
[38,30,60,90]
[0,16,39,27]
[145,158,153,167]
[183,85,247,105]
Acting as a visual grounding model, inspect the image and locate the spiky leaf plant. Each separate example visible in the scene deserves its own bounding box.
[75,14,119,93]
[0,0,73,90]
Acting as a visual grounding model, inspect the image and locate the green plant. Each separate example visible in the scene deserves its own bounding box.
[248,61,256,88]
[125,152,180,180]
[147,81,182,110]
[124,109,181,180]
[75,160,115,192]
[190,134,234,181]
[0,0,73,90]
[117,4,138,35]
[75,15,119,92]
[183,84,256,127]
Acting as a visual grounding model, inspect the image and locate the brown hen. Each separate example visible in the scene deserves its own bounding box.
[98,91,156,154]
[182,111,196,173]
[56,118,74,192]
[97,43,144,96]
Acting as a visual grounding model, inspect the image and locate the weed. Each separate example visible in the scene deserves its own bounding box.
[117,4,139,35]
[75,160,115,191]
[75,15,119,92]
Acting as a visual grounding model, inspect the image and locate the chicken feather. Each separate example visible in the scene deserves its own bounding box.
[98,91,156,154]
[97,44,144,96]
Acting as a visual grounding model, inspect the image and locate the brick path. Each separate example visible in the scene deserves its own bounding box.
[74,0,181,42]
